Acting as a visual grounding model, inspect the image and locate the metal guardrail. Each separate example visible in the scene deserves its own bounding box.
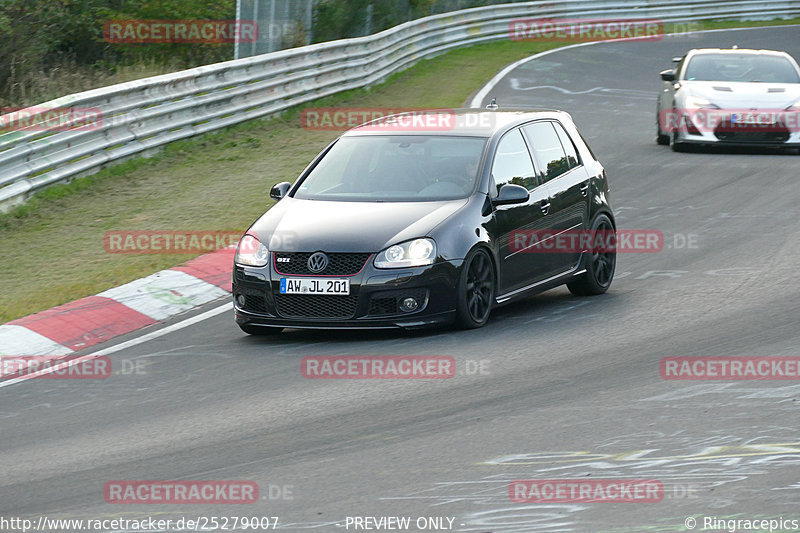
[1,0,798,211]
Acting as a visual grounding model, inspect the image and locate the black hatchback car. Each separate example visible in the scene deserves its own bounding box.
[233,108,615,334]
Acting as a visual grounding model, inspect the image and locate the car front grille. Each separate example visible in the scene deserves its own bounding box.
[274,252,372,276]
[714,120,791,143]
[275,294,359,319]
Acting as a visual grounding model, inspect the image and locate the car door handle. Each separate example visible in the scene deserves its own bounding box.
[580,182,589,197]
[539,200,551,215]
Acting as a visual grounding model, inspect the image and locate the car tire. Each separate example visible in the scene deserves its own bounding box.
[656,112,670,145]
[567,214,616,296]
[455,248,495,329]
[670,130,688,152]
[239,324,283,335]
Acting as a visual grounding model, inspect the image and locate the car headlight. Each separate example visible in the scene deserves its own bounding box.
[235,234,269,267]
[685,95,719,109]
[374,238,436,269]
[785,100,800,111]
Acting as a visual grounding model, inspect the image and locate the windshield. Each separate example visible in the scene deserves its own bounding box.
[683,53,800,83]
[293,135,487,202]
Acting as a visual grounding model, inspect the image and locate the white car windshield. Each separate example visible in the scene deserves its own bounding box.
[293,135,487,202]
[684,53,800,83]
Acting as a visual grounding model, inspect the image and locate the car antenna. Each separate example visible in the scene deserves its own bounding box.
[486,98,499,110]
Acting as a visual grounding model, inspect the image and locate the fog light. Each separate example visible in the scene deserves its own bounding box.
[400,297,419,312]
[236,294,246,307]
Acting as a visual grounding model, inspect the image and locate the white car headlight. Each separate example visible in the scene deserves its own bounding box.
[685,95,719,109]
[785,100,800,111]
[235,234,269,267]
[374,238,436,268]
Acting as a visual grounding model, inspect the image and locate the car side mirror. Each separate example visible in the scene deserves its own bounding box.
[492,183,530,206]
[270,181,292,201]
[660,69,676,82]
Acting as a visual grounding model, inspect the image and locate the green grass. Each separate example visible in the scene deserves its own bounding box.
[1,17,798,323]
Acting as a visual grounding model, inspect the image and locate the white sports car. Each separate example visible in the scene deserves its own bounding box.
[656,47,800,151]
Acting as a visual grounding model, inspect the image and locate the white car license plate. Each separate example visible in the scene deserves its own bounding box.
[731,113,775,125]
[280,278,350,295]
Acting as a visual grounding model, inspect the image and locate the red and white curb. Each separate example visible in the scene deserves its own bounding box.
[0,248,234,357]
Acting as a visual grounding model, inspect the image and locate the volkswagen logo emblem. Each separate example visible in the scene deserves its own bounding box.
[307,252,329,273]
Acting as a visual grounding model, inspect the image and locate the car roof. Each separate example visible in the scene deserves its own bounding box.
[687,48,794,58]
[342,108,570,138]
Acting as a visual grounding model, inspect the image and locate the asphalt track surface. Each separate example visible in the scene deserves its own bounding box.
[2,26,800,533]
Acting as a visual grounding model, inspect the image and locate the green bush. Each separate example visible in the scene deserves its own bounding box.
[310,0,516,42]
[0,0,234,106]
[0,0,519,105]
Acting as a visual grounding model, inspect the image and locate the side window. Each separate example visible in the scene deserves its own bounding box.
[522,121,569,183]
[553,122,580,169]
[490,129,536,194]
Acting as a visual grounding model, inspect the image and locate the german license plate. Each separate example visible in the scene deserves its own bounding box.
[731,112,775,125]
[280,278,350,295]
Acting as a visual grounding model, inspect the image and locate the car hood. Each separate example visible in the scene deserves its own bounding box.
[679,81,800,109]
[248,197,468,253]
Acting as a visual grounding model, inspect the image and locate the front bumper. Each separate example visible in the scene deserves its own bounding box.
[233,256,463,330]
[674,109,800,147]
